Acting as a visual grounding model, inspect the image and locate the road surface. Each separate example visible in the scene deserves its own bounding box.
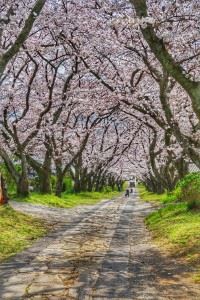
[0,191,199,299]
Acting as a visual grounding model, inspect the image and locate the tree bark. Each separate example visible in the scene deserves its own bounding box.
[17,154,29,197]
[87,174,93,192]
[129,0,200,120]
[55,173,64,197]
[0,0,47,78]
[40,152,52,194]
[159,75,200,169]
[26,151,52,194]
[17,176,29,197]
[0,147,29,197]
[0,175,9,205]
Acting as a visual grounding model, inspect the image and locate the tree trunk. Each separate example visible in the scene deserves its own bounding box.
[26,150,52,194]
[79,169,88,192]
[117,181,123,192]
[72,164,81,193]
[17,155,29,197]
[95,176,101,192]
[130,0,200,121]
[87,175,93,192]
[40,152,52,194]
[17,176,29,197]
[55,173,64,197]
[73,172,81,193]
[74,179,81,193]
[0,0,47,78]
[40,170,51,194]
[0,175,8,205]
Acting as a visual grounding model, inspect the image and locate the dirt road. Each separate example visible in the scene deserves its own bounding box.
[0,191,199,299]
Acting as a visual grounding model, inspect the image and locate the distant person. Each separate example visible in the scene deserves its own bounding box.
[125,189,130,197]
[130,188,133,193]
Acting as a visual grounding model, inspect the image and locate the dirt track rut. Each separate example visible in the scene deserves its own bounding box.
[0,191,199,299]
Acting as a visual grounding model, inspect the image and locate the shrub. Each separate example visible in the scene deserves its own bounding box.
[29,176,40,192]
[63,176,73,193]
[51,175,56,192]
[173,186,182,200]
[176,172,200,210]
[187,199,200,210]
[104,186,113,193]
[0,163,16,195]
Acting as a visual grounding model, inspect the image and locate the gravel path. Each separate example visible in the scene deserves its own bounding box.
[0,191,199,299]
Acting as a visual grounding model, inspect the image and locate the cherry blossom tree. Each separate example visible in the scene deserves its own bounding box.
[128,0,200,119]
[0,0,47,201]
[0,0,47,78]
[0,0,199,200]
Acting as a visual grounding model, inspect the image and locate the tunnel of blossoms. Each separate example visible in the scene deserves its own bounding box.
[0,0,200,197]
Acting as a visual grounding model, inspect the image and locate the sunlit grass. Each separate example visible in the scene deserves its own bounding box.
[146,203,200,255]
[193,272,200,283]
[14,190,122,208]
[146,203,200,281]
[137,184,168,204]
[138,184,200,282]
[0,205,47,262]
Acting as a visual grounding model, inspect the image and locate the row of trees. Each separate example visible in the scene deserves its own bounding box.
[0,0,199,200]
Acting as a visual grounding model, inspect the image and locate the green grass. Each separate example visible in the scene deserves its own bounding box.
[0,205,47,262]
[138,184,200,283]
[146,203,200,255]
[14,190,122,208]
[137,184,168,204]
[146,203,200,282]
[193,272,200,283]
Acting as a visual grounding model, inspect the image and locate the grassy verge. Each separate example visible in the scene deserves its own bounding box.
[14,190,122,209]
[0,205,48,262]
[138,184,177,204]
[138,184,200,283]
[138,184,167,204]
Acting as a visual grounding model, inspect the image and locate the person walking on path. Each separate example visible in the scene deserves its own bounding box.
[125,189,130,197]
